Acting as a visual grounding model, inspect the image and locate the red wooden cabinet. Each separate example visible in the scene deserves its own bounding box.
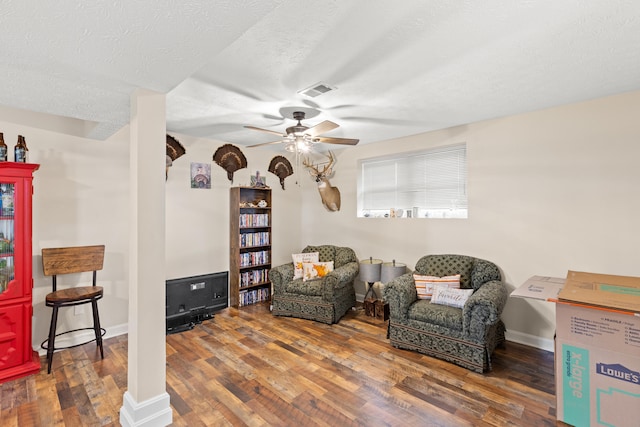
[0,163,40,383]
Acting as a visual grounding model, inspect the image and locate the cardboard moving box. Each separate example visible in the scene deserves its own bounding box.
[555,271,640,427]
[510,275,564,301]
[511,272,640,427]
[560,270,640,313]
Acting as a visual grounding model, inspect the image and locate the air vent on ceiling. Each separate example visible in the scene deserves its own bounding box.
[298,82,336,98]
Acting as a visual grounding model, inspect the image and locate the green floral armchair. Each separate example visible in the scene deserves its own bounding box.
[383,254,508,373]
[270,245,358,324]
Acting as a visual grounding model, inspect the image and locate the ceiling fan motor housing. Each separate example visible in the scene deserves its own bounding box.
[287,124,309,136]
[288,112,309,136]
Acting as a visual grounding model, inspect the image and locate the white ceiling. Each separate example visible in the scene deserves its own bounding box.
[2,1,640,148]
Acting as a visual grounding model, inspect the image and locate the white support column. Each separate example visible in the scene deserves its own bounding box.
[120,89,172,427]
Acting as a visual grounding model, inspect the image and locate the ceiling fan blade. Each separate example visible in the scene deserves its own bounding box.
[247,140,285,148]
[244,125,284,137]
[316,136,359,145]
[306,120,339,137]
[261,114,284,123]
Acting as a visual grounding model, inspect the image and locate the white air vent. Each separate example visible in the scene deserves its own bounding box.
[298,82,336,98]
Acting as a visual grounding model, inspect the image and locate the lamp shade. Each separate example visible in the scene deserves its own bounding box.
[381,260,406,283]
[359,258,382,283]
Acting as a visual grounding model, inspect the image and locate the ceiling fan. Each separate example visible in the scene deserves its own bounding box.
[245,111,359,153]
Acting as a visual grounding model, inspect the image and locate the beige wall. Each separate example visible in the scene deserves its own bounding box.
[0,114,304,352]
[0,123,132,350]
[163,134,304,279]
[300,90,640,350]
[2,89,639,353]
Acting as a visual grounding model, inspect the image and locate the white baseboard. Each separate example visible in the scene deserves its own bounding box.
[120,391,172,427]
[505,329,554,352]
[36,322,129,357]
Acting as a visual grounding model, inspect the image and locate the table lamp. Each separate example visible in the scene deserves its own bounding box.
[359,257,382,301]
[381,260,406,285]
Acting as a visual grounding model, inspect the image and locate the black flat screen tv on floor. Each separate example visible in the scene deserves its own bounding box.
[166,271,228,334]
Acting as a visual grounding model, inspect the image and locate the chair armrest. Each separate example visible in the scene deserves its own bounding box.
[270,263,294,294]
[322,261,359,300]
[383,273,417,321]
[462,280,508,339]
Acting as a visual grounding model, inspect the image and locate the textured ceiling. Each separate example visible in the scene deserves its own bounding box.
[2,1,640,148]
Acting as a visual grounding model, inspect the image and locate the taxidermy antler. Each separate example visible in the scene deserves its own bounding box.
[302,151,341,212]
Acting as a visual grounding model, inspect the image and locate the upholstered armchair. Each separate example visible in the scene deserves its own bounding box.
[383,254,508,373]
[270,245,358,324]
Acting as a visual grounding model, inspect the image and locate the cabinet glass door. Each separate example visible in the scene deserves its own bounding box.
[0,183,15,294]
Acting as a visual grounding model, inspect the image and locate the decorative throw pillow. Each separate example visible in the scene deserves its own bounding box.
[430,285,473,308]
[414,274,461,300]
[302,261,334,282]
[292,252,319,279]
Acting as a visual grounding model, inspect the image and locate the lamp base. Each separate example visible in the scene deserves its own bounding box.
[374,300,389,321]
[363,298,388,320]
[363,281,378,301]
[364,298,377,317]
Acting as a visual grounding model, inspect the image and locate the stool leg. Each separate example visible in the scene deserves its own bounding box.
[46,306,59,374]
[91,299,104,359]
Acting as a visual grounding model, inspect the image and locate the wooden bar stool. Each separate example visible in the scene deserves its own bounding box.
[41,245,106,374]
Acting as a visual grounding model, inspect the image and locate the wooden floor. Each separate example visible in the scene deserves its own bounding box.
[1,303,561,426]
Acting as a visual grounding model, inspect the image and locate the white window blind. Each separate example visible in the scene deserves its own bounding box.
[359,144,467,218]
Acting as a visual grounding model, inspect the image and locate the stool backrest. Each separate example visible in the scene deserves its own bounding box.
[42,245,105,291]
[42,245,105,276]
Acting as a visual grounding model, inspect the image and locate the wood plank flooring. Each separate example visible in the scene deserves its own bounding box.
[1,303,561,426]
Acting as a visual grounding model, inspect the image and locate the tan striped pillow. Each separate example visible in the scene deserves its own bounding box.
[414,274,461,300]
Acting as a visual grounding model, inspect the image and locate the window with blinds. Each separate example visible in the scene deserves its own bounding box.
[358,143,467,218]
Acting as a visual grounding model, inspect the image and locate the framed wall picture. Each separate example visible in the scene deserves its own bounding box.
[250,171,267,188]
[190,162,211,189]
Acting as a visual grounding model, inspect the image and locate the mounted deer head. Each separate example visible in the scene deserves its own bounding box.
[302,152,341,212]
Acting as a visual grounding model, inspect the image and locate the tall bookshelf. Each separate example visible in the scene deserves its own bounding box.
[229,187,272,307]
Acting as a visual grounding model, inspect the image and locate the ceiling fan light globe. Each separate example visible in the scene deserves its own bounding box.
[299,143,311,153]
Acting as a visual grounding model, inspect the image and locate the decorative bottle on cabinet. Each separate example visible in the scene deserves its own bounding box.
[0,133,7,162]
[22,137,29,163]
[0,163,40,383]
[14,136,26,163]
[229,187,272,308]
